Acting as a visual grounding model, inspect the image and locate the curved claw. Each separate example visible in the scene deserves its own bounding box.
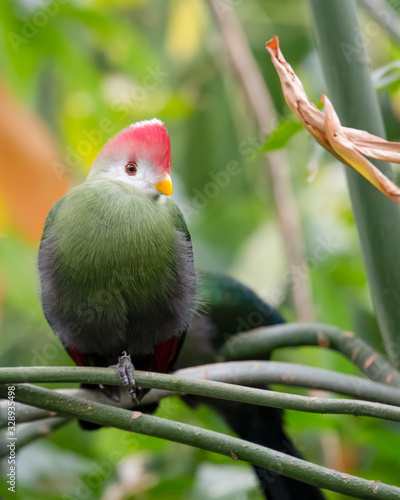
[116,351,139,404]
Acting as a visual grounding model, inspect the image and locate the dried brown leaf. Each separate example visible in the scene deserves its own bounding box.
[266,36,400,203]
[323,95,400,202]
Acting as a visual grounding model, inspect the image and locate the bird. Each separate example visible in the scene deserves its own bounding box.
[38,119,324,498]
[38,118,196,404]
[179,273,325,500]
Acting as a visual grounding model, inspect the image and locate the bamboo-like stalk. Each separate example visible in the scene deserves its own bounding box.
[2,363,400,412]
[220,323,400,386]
[308,0,400,368]
[3,381,400,427]
[0,383,399,499]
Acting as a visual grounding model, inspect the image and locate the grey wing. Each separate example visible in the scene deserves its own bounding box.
[173,205,192,244]
[38,199,66,338]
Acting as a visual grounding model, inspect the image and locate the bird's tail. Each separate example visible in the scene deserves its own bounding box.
[209,399,325,500]
[178,272,325,499]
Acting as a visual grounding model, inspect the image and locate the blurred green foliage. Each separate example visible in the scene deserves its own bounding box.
[1,0,400,499]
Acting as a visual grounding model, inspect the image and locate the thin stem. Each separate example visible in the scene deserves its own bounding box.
[3,381,400,427]
[206,0,314,321]
[2,363,400,415]
[220,323,400,386]
[0,417,70,457]
[0,383,398,499]
[358,0,400,43]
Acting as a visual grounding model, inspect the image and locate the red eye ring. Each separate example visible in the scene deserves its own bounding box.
[125,162,137,176]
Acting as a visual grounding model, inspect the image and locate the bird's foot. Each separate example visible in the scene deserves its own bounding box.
[116,351,139,404]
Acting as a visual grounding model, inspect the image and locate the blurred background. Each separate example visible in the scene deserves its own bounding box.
[1,0,400,498]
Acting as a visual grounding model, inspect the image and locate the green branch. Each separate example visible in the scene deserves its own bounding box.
[2,364,400,426]
[0,387,134,426]
[0,417,70,456]
[0,386,134,426]
[220,323,400,386]
[308,0,400,368]
[0,383,399,499]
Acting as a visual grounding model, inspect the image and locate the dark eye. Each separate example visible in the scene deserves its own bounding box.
[125,162,137,176]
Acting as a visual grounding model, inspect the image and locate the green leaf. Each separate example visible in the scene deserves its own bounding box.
[373,60,400,90]
[258,120,303,154]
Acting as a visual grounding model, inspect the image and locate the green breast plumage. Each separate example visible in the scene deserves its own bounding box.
[39,179,196,357]
[55,180,177,308]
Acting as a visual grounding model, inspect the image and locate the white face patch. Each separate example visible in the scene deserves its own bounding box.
[87,117,170,195]
[104,159,164,196]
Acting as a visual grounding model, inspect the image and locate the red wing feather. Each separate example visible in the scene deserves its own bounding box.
[66,347,88,367]
[154,334,184,373]
[67,334,184,375]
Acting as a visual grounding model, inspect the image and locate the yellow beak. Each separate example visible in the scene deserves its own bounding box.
[156,173,173,197]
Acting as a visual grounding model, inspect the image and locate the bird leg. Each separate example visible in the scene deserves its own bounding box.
[115,351,139,404]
